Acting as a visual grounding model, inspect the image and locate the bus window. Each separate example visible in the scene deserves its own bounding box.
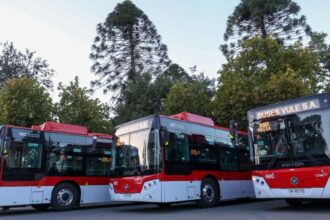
[164,132,191,175]
[189,134,218,170]
[86,140,112,176]
[47,134,85,176]
[5,140,43,169]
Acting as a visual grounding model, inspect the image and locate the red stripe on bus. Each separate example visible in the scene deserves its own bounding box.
[110,170,252,194]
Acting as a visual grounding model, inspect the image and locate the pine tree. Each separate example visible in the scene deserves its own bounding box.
[90,0,170,100]
[221,0,311,57]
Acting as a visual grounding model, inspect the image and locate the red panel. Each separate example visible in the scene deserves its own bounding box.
[32,122,88,135]
[170,112,215,126]
[253,166,330,188]
[110,170,252,194]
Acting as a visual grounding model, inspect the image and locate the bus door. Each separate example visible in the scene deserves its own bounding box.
[163,132,194,202]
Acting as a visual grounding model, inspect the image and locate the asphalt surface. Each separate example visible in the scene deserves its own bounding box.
[1,199,330,220]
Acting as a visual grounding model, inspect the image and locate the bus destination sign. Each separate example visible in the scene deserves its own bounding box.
[255,99,320,120]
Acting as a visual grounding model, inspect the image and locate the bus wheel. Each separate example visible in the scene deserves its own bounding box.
[32,204,51,211]
[285,199,303,207]
[157,203,171,209]
[198,178,219,208]
[51,183,79,211]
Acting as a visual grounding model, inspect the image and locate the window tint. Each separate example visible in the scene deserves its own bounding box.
[47,134,85,176]
[189,134,218,169]
[86,141,112,176]
[217,141,239,171]
[5,140,43,169]
[164,132,191,174]
[3,128,45,180]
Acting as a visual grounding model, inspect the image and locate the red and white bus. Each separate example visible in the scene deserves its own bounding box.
[109,112,254,207]
[248,92,330,206]
[0,122,113,211]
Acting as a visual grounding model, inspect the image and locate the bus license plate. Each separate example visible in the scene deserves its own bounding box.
[288,188,305,195]
[124,194,132,198]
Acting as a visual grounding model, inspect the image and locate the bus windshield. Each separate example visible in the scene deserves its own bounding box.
[251,108,330,169]
[111,118,161,177]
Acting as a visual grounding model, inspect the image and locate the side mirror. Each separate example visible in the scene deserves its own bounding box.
[229,119,237,141]
[160,127,169,146]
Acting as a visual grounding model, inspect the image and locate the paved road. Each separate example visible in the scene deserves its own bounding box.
[1,199,330,220]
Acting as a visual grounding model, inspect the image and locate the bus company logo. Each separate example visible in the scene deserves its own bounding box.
[264,173,274,179]
[290,177,298,185]
[123,184,129,191]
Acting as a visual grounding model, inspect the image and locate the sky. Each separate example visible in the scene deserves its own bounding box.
[0,0,329,103]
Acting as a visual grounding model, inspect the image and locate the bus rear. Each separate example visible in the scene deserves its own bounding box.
[248,92,330,204]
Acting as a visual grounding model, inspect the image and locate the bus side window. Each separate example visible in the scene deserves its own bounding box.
[166,132,189,163]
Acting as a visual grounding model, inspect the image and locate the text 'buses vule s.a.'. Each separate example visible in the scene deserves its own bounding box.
[249,92,330,206]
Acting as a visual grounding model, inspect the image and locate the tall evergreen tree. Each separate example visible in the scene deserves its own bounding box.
[0,42,55,89]
[90,0,170,100]
[221,0,311,57]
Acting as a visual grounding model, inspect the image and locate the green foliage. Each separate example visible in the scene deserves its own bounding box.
[113,72,154,125]
[214,37,320,129]
[309,32,330,82]
[113,64,190,125]
[0,42,54,89]
[163,73,215,117]
[90,0,170,99]
[0,77,53,127]
[222,0,310,57]
[55,77,112,133]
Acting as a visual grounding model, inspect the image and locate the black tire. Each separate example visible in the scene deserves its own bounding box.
[32,204,51,211]
[197,177,220,208]
[157,203,171,209]
[51,183,79,211]
[285,199,303,207]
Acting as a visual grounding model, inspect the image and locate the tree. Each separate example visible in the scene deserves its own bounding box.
[214,37,321,129]
[0,77,53,127]
[0,42,55,89]
[112,72,154,125]
[163,73,215,117]
[221,0,311,57]
[309,32,330,78]
[55,77,112,133]
[112,64,189,125]
[90,0,170,99]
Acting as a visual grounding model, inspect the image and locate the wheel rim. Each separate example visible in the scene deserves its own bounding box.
[57,188,74,206]
[202,183,215,203]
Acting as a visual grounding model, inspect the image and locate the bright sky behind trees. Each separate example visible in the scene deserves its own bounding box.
[0,0,329,102]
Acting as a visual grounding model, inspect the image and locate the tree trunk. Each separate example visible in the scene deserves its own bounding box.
[259,16,267,39]
[128,24,136,81]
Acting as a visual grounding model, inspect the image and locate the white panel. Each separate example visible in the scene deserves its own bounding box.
[219,180,242,200]
[81,185,111,204]
[163,181,200,203]
[240,180,255,198]
[0,187,32,206]
[31,186,53,204]
[31,192,43,204]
